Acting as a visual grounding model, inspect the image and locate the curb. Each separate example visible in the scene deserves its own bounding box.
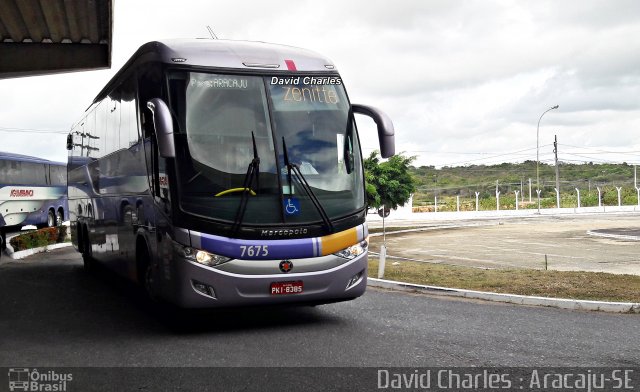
[368,222,498,237]
[586,230,640,241]
[367,278,640,314]
[6,242,72,260]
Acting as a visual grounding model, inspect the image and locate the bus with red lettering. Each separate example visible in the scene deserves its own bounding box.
[0,151,68,254]
[66,39,394,308]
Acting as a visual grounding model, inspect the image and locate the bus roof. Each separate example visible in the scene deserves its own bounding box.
[94,39,338,104]
[0,151,65,166]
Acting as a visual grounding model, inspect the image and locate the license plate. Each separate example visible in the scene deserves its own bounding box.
[270,281,303,295]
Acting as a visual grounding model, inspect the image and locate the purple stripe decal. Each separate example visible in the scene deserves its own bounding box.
[196,224,366,260]
[200,233,316,260]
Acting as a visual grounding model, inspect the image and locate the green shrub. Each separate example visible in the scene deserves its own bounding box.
[9,226,69,252]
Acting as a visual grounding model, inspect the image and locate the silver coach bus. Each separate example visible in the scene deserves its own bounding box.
[66,39,394,308]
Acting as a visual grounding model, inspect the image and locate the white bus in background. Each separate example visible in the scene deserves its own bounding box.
[0,152,69,253]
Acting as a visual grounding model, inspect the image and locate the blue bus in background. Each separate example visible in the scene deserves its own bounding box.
[0,151,68,252]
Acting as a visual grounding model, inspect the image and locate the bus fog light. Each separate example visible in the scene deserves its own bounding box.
[193,281,208,294]
[346,271,364,290]
[192,280,217,298]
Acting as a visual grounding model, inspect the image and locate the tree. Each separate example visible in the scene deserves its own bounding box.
[363,151,417,210]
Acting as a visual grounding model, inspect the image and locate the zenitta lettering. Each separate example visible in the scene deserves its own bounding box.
[282,86,338,104]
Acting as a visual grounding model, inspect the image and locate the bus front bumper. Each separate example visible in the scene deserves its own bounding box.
[170,253,368,308]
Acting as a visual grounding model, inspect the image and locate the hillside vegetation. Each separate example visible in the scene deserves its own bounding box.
[410,161,638,211]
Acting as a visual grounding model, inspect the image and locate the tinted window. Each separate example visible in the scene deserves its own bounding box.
[49,165,66,186]
[170,72,281,223]
[120,76,140,149]
[0,160,47,186]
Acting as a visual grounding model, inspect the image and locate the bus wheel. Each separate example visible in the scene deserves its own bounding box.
[137,243,157,301]
[82,226,96,272]
[56,209,64,226]
[47,210,56,227]
[144,262,157,301]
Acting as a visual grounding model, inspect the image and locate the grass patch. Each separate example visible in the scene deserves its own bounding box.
[368,258,640,303]
[9,227,69,252]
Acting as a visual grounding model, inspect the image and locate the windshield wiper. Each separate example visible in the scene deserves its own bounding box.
[231,132,260,234]
[282,137,334,233]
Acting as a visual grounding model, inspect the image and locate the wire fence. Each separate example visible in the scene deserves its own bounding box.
[412,179,640,212]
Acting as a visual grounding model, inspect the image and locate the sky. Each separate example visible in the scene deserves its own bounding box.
[1,0,639,168]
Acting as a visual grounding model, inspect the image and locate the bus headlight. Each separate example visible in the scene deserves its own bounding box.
[193,249,232,266]
[176,243,232,266]
[333,239,368,260]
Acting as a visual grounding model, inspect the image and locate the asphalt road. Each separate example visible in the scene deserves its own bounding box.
[1,247,638,370]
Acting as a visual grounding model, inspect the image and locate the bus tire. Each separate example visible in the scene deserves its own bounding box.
[47,209,56,227]
[56,209,64,226]
[137,239,157,301]
[81,225,96,272]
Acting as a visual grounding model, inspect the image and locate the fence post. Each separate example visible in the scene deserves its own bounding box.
[575,188,581,209]
[434,196,438,213]
[496,191,500,211]
[378,211,387,279]
[378,244,386,279]
[475,192,480,212]
[456,195,460,212]
[554,188,560,209]
[636,187,640,208]
[514,190,519,210]
[597,187,602,209]
[616,187,622,207]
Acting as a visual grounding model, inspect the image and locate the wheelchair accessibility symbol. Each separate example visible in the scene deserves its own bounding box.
[284,197,300,216]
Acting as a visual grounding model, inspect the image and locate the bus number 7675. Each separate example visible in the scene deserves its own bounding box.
[239,245,269,258]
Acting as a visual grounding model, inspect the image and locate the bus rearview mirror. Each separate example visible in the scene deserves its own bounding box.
[66,134,73,150]
[352,104,395,158]
[147,98,175,158]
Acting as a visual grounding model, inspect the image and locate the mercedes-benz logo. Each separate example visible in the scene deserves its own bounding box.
[279,260,293,273]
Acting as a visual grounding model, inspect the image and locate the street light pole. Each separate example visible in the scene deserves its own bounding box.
[536,104,559,213]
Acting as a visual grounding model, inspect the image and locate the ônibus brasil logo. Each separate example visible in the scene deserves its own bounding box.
[7,368,73,391]
[9,189,34,198]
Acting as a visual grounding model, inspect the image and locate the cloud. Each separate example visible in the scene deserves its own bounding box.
[0,0,638,169]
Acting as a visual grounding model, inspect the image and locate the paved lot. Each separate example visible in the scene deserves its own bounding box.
[369,214,640,275]
[0,247,639,370]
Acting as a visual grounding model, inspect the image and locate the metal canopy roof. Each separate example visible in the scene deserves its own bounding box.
[0,0,112,79]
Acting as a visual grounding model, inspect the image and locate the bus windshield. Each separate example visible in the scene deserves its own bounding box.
[168,72,364,225]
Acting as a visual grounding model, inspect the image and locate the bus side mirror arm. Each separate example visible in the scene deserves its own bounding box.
[147,98,175,158]
[352,104,395,158]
